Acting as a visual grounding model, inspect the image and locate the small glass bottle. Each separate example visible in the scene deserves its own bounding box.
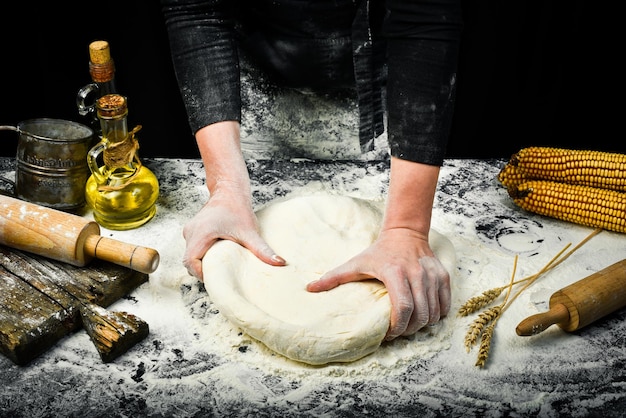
[77,40,118,135]
[85,94,159,230]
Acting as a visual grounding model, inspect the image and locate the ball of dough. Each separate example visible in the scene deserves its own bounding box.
[202,194,456,365]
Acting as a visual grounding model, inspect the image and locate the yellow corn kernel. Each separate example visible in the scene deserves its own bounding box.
[497,163,528,189]
[509,147,626,192]
[508,180,626,233]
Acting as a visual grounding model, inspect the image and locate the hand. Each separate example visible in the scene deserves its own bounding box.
[185,121,286,280]
[182,188,286,280]
[306,227,451,341]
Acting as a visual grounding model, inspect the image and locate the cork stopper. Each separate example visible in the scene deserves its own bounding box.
[89,40,112,64]
[96,94,128,119]
[88,40,115,83]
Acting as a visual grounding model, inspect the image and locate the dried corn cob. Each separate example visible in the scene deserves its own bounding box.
[509,147,626,192]
[497,162,529,189]
[508,180,626,233]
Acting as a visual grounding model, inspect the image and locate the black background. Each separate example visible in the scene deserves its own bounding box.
[0,1,619,159]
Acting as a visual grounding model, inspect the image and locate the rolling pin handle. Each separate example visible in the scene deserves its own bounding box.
[516,303,570,336]
[84,235,160,274]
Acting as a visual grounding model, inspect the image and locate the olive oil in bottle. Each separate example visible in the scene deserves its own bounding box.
[85,94,159,230]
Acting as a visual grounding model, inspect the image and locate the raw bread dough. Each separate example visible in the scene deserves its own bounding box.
[202,194,456,365]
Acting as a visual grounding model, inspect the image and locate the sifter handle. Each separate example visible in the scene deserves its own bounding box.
[516,303,570,336]
[84,235,159,274]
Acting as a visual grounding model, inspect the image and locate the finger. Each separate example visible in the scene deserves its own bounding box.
[401,278,430,336]
[182,249,206,281]
[383,270,414,341]
[437,271,452,319]
[183,233,220,281]
[183,257,203,281]
[240,232,286,267]
[306,262,363,292]
[423,265,441,327]
[401,257,449,336]
[426,284,441,325]
[439,281,452,317]
[420,256,452,318]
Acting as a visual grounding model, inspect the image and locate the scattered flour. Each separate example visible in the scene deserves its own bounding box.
[109,168,625,387]
[4,159,623,417]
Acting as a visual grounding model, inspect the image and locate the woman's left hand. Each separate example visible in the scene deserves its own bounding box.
[306,227,451,341]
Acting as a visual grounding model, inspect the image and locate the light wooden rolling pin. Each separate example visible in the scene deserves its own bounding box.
[516,259,626,336]
[0,194,159,274]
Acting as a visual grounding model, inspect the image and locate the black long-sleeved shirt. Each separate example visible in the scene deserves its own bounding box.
[161,0,462,166]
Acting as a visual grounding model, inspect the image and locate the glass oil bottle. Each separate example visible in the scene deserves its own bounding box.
[85,94,159,230]
[77,40,118,136]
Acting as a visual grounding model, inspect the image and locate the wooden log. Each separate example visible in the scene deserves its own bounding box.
[0,245,148,365]
[0,267,80,365]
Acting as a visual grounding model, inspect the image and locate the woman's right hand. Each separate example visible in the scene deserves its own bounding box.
[182,183,286,281]
[185,121,286,280]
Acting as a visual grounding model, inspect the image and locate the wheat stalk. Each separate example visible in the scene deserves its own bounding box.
[458,227,602,318]
[462,228,602,368]
[464,255,517,352]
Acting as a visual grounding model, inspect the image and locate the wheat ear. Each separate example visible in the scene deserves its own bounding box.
[458,287,506,317]
[467,228,602,368]
[475,320,498,368]
[458,228,602,317]
[464,256,517,352]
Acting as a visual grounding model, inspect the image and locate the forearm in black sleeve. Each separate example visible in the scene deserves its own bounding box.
[383,0,463,166]
[161,0,241,135]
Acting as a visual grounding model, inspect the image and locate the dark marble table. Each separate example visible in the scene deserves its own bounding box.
[1,157,625,417]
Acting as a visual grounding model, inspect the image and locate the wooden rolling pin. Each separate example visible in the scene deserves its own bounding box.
[516,259,626,336]
[0,194,159,274]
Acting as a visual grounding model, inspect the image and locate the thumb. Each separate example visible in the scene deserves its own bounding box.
[241,233,286,267]
[306,263,356,292]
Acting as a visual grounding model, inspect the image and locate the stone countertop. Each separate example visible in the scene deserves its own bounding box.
[0,157,625,417]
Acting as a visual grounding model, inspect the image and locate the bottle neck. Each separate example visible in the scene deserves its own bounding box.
[77,61,118,127]
[96,94,129,143]
[89,60,117,94]
[98,79,117,97]
[95,95,139,168]
[89,59,115,82]
[100,115,128,145]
